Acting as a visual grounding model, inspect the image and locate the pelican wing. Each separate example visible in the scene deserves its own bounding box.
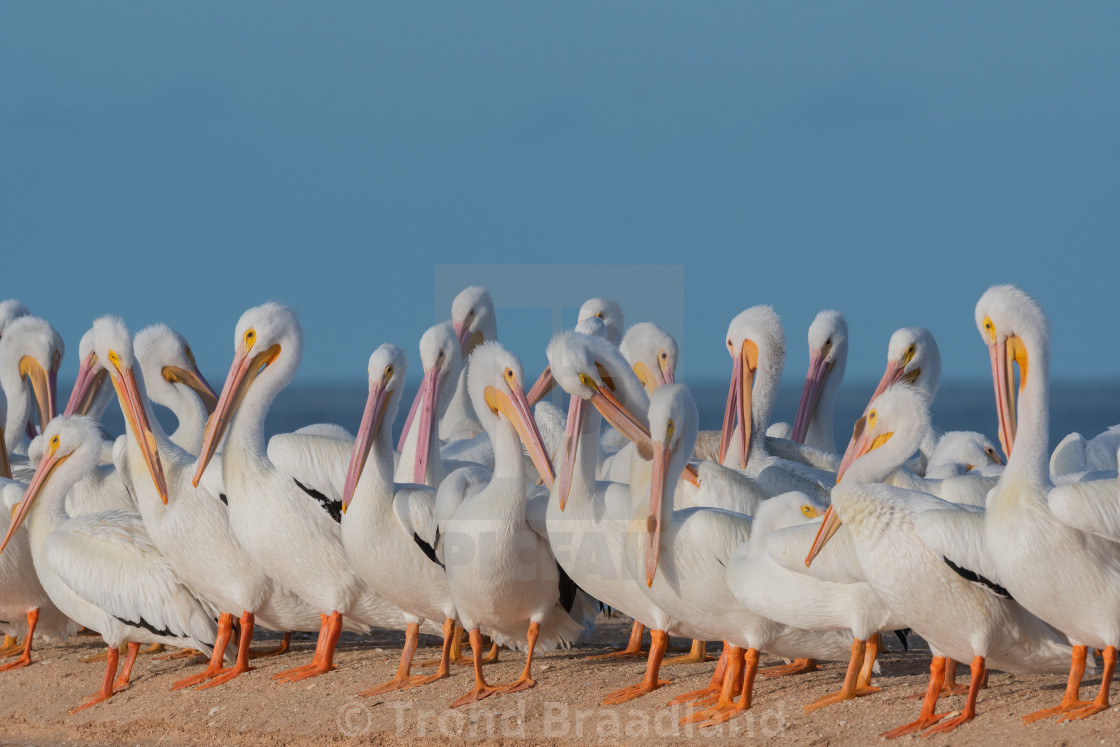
[935,474,999,508]
[392,484,440,551]
[295,422,356,441]
[268,431,353,511]
[681,460,768,515]
[912,503,1005,592]
[767,521,865,584]
[765,436,841,473]
[1048,476,1120,543]
[46,510,217,648]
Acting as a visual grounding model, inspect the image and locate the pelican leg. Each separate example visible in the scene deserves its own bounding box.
[924,655,986,734]
[881,656,950,738]
[198,611,257,689]
[272,614,328,680]
[273,611,340,684]
[804,638,873,712]
[455,636,499,666]
[855,632,882,695]
[601,629,671,705]
[1058,645,1116,722]
[0,634,22,657]
[496,621,539,694]
[402,617,455,689]
[692,646,760,727]
[680,645,743,724]
[172,612,235,690]
[112,642,141,690]
[1023,645,1091,722]
[0,609,38,672]
[70,646,120,714]
[761,656,818,678]
[668,642,730,707]
[250,631,291,658]
[359,622,432,696]
[588,620,646,660]
[663,639,713,666]
[451,628,501,707]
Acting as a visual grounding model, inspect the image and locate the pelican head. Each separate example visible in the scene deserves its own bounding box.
[193,303,302,487]
[342,344,408,513]
[974,285,1049,460]
[402,323,462,484]
[644,383,699,587]
[578,298,624,345]
[807,385,931,567]
[450,286,497,356]
[791,310,847,444]
[869,327,941,411]
[719,306,784,469]
[547,330,651,510]
[467,342,555,488]
[0,300,30,341]
[64,327,111,419]
[926,431,1004,477]
[620,322,678,395]
[134,324,219,417]
[89,316,169,503]
[0,316,64,443]
[0,416,103,556]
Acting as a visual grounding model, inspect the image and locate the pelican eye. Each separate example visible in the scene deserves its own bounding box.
[666,419,675,439]
[868,410,877,423]
[659,350,667,360]
[595,312,604,319]
[504,367,516,383]
[982,316,996,342]
[107,349,121,368]
[185,346,197,366]
[49,435,60,452]
[384,364,393,378]
[801,505,816,517]
[244,328,257,350]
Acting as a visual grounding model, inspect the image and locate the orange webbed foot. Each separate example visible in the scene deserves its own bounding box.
[451,684,500,708]
[601,679,671,706]
[881,713,949,739]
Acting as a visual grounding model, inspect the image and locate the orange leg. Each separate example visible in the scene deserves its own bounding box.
[198,611,257,689]
[172,612,235,690]
[663,638,713,666]
[692,646,760,727]
[601,629,672,705]
[1023,645,1092,723]
[113,642,141,690]
[761,656,819,678]
[273,611,340,683]
[451,628,501,707]
[358,621,434,696]
[250,631,291,658]
[856,632,882,695]
[0,634,22,657]
[882,656,950,738]
[401,617,456,689]
[455,638,499,666]
[0,609,38,672]
[497,621,540,694]
[589,619,646,660]
[423,623,465,666]
[70,645,120,714]
[1058,645,1116,722]
[805,638,876,712]
[668,642,730,707]
[681,645,744,724]
[924,655,985,734]
[272,614,327,680]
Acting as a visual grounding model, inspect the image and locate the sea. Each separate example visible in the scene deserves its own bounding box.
[89,378,1120,456]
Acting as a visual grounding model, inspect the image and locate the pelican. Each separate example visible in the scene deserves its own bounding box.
[340,344,459,696]
[0,392,76,671]
[194,302,412,683]
[440,285,497,441]
[951,285,1120,723]
[527,297,624,406]
[0,316,62,466]
[771,310,848,453]
[1050,425,1120,477]
[133,324,218,453]
[807,381,1073,737]
[438,342,591,707]
[0,417,218,712]
[924,431,1004,479]
[626,384,853,727]
[865,326,942,471]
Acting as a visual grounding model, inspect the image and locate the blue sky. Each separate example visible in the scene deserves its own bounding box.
[4,2,1118,385]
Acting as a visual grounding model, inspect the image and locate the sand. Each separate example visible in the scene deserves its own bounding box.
[0,618,1114,746]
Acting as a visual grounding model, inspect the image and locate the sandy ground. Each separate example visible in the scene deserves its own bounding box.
[0,618,1115,746]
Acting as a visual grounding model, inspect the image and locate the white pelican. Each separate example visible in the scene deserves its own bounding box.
[0,394,76,671]
[440,285,497,441]
[0,316,62,463]
[89,316,328,689]
[1,417,218,712]
[865,326,942,471]
[1050,425,1120,477]
[194,302,412,684]
[956,285,1120,723]
[527,297,624,406]
[133,324,218,453]
[396,323,465,487]
[626,384,853,727]
[772,310,848,453]
[807,380,1073,737]
[438,342,590,707]
[717,306,834,503]
[924,431,1004,479]
[340,343,459,696]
